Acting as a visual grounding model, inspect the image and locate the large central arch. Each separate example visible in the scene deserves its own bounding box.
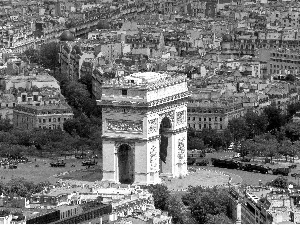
[159,117,172,174]
[117,144,135,184]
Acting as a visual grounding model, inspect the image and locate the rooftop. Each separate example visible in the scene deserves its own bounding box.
[124,72,170,84]
[103,72,186,90]
[14,103,72,112]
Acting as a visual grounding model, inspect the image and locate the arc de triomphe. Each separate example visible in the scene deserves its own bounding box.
[98,72,190,185]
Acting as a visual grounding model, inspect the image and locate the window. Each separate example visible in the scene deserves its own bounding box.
[193,124,195,128]
[220,118,222,121]
[49,118,51,122]
[220,125,223,129]
[204,124,207,128]
[43,119,46,123]
[199,118,201,121]
[58,118,61,122]
[188,117,190,121]
[192,117,195,121]
[199,124,201,129]
[204,118,206,121]
[215,117,217,121]
[209,118,211,121]
[122,89,127,96]
[53,118,56,122]
[64,118,67,121]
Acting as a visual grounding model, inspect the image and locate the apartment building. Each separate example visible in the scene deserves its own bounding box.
[187,99,244,131]
[229,186,300,224]
[269,49,300,75]
[13,103,73,130]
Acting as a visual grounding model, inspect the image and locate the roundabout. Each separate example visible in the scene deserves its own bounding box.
[162,167,243,192]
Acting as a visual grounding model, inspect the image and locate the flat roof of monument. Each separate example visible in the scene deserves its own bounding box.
[124,72,170,83]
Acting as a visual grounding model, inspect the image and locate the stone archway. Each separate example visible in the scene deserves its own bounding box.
[159,117,172,174]
[117,144,135,184]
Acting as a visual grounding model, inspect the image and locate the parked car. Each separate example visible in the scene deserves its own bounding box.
[82,159,98,167]
[273,168,290,176]
[50,160,66,167]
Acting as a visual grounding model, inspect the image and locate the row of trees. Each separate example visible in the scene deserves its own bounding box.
[0,125,102,158]
[148,184,232,224]
[22,43,103,157]
[0,178,50,199]
[188,103,300,153]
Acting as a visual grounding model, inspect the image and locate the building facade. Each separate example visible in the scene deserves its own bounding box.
[13,103,73,130]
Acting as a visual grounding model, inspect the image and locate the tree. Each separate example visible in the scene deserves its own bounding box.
[228,118,248,141]
[63,115,99,138]
[266,176,288,189]
[5,178,35,198]
[24,48,40,64]
[79,74,93,97]
[291,141,300,162]
[244,111,268,138]
[187,137,205,150]
[206,213,233,224]
[283,122,300,142]
[64,81,97,117]
[240,139,257,160]
[166,195,195,224]
[0,119,13,132]
[12,129,33,146]
[287,102,300,121]
[286,74,296,82]
[274,129,287,144]
[39,42,60,71]
[263,105,286,133]
[260,138,278,163]
[182,186,232,224]
[147,184,170,211]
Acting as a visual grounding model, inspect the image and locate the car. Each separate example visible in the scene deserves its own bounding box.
[8,164,17,169]
[50,160,66,167]
[291,173,298,178]
[75,153,87,159]
[273,168,290,176]
[289,164,297,169]
[82,159,98,167]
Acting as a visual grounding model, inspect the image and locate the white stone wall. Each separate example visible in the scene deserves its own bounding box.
[146,82,188,102]
[102,140,117,182]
